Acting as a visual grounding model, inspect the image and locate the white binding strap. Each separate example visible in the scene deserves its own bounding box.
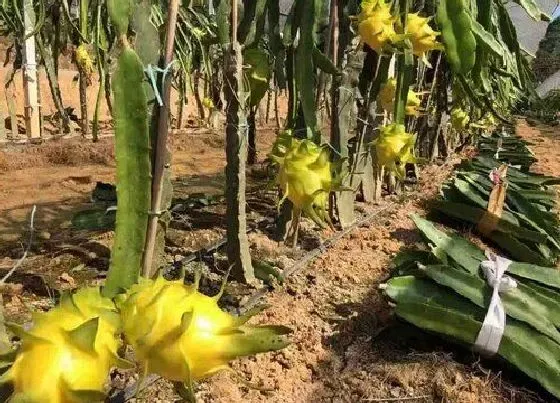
[474,251,517,356]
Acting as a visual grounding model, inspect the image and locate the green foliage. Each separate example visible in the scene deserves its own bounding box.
[243,47,271,108]
[528,90,560,123]
[433,133,560,266]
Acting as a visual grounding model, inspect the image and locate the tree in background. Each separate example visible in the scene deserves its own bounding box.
[533,17,560,82]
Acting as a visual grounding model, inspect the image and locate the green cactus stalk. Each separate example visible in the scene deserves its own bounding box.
[104,0,151,297]
[331,0,360,228]
[221,0,255,282]
[393,0,414,125]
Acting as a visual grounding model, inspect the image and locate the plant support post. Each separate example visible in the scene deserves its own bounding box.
[142,0,180,278]
[223,0,255,282]
[22,0,41,140]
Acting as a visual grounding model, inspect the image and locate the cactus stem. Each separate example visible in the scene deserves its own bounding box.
[214,264,234,301]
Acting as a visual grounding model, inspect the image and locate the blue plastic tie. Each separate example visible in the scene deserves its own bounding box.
[144,60,177,106]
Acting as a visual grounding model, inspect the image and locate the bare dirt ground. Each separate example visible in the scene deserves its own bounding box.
[199,120,560,403]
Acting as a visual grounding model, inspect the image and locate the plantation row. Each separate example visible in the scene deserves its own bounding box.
[0,0,558,401]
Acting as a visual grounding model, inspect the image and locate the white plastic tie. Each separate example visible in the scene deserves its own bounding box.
[474,251,517,356]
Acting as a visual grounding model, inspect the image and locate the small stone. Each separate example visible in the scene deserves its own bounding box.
[38,231,51,240]
[58,272,76,287]
[0,283,23,296]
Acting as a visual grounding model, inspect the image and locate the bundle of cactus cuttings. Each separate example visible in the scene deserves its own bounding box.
[478,131,537,171]
[0,274,291,402]
[432,132,560,266]
[381,215,560,399]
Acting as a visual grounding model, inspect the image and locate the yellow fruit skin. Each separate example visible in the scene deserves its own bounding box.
[378,78,397,112]
[372,123,417,178]
[10,340,110,402]
[378,78,422,116]
[451,107,470,131]
[3,288,123,403]
[405,13,443,58]
[118,277,290,383]
[270,135,339,227]
[358,0,397,52]
[75,44,94,81]
[405,90,422,117]
[202,97,214,109]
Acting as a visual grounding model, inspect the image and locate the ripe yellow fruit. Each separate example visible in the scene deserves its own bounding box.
[451,107,470,131]
[270,133,343,227]
[378,78,397,112]
[202,97,215,109]
[75,44,94,81]
[358,0,398,52]
[378,78,423,117]
[404,13,443,60]
[118,276,290,385]
[372,123,417,178]
[479,114,496,129]
[1,288,126,403]
[405,90,422,117]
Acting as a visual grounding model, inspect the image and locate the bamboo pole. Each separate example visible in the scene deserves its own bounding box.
[142,0,180,278]
[22,0,41,140]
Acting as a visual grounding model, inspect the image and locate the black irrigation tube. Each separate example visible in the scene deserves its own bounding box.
[282,203,395,279]
[108,374,160,403]
[164,217,270,271]
[107,202,396,401]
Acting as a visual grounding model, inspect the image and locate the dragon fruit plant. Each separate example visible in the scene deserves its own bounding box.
[270,131,346,237]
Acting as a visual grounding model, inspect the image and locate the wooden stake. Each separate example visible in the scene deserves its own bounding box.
[22,0,41,140]
[142,0,180,278]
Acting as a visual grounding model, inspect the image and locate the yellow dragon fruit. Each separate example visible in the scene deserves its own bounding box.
[270,133,344,228]
[358,0,398,53]
[202,97,215,110]
[75,44,94,84]
[117,276,290,390]
[378,78,423,117]
[450,107,470,131]
[378,78,397,112]
[471,113,497,131]
[403,13,442,61]
[405,90,423,116]
[372,123,417,178]
[0,287,128,402]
